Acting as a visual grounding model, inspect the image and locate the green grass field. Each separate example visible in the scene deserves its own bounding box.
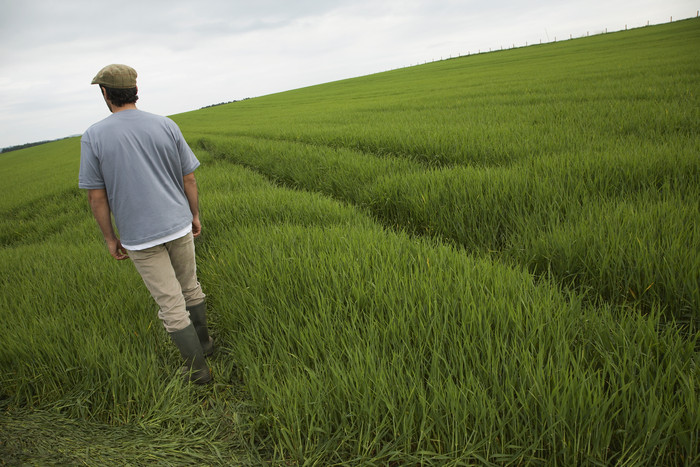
[1,19,698,466]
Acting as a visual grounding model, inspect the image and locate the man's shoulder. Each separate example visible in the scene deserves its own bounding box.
[84,114,113,135]
[126,110,179,131]
[86,110,171,133]
[133,109,166,120]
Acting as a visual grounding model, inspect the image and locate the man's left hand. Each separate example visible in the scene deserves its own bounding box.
[192,216,202,238]
[107,238,129,260]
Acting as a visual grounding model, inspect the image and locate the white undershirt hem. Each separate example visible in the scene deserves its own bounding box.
[122,225,192,251]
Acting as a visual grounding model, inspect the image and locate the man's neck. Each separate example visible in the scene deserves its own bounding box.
[111,103,138,113]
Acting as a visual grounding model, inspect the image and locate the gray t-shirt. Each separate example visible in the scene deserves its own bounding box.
[79,109,200,247]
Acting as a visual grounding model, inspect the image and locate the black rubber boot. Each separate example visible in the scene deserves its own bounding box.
[187,301,214,357]
[169,324,212,384]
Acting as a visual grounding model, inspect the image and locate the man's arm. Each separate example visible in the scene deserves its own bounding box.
[183,172,201,238]
[87,189,129,260]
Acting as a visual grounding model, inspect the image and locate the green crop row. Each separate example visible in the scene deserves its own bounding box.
[201,229,696,464]
[197,161,698,464]
[190,132,699,323]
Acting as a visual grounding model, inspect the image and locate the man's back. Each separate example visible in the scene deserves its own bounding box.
[79,109,200,246]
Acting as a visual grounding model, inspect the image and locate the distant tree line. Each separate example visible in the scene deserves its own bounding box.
[0,135,77,154]
[200,97,250,110]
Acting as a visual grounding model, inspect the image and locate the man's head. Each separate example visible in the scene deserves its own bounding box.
[91,64,138,110]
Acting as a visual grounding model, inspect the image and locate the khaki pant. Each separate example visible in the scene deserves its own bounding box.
[127,232,206,332]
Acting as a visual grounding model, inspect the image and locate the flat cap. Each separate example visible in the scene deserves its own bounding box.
[91,64,137,89]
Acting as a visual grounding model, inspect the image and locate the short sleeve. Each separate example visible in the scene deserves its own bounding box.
[78,132,105,189]
[167,118,200,176]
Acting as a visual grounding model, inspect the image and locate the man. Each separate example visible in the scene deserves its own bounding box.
[79,64,213,384]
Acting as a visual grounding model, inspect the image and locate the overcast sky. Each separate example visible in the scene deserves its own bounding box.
[0,0,696,149]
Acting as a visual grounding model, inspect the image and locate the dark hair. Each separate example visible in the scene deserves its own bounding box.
[100,85,138,107]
